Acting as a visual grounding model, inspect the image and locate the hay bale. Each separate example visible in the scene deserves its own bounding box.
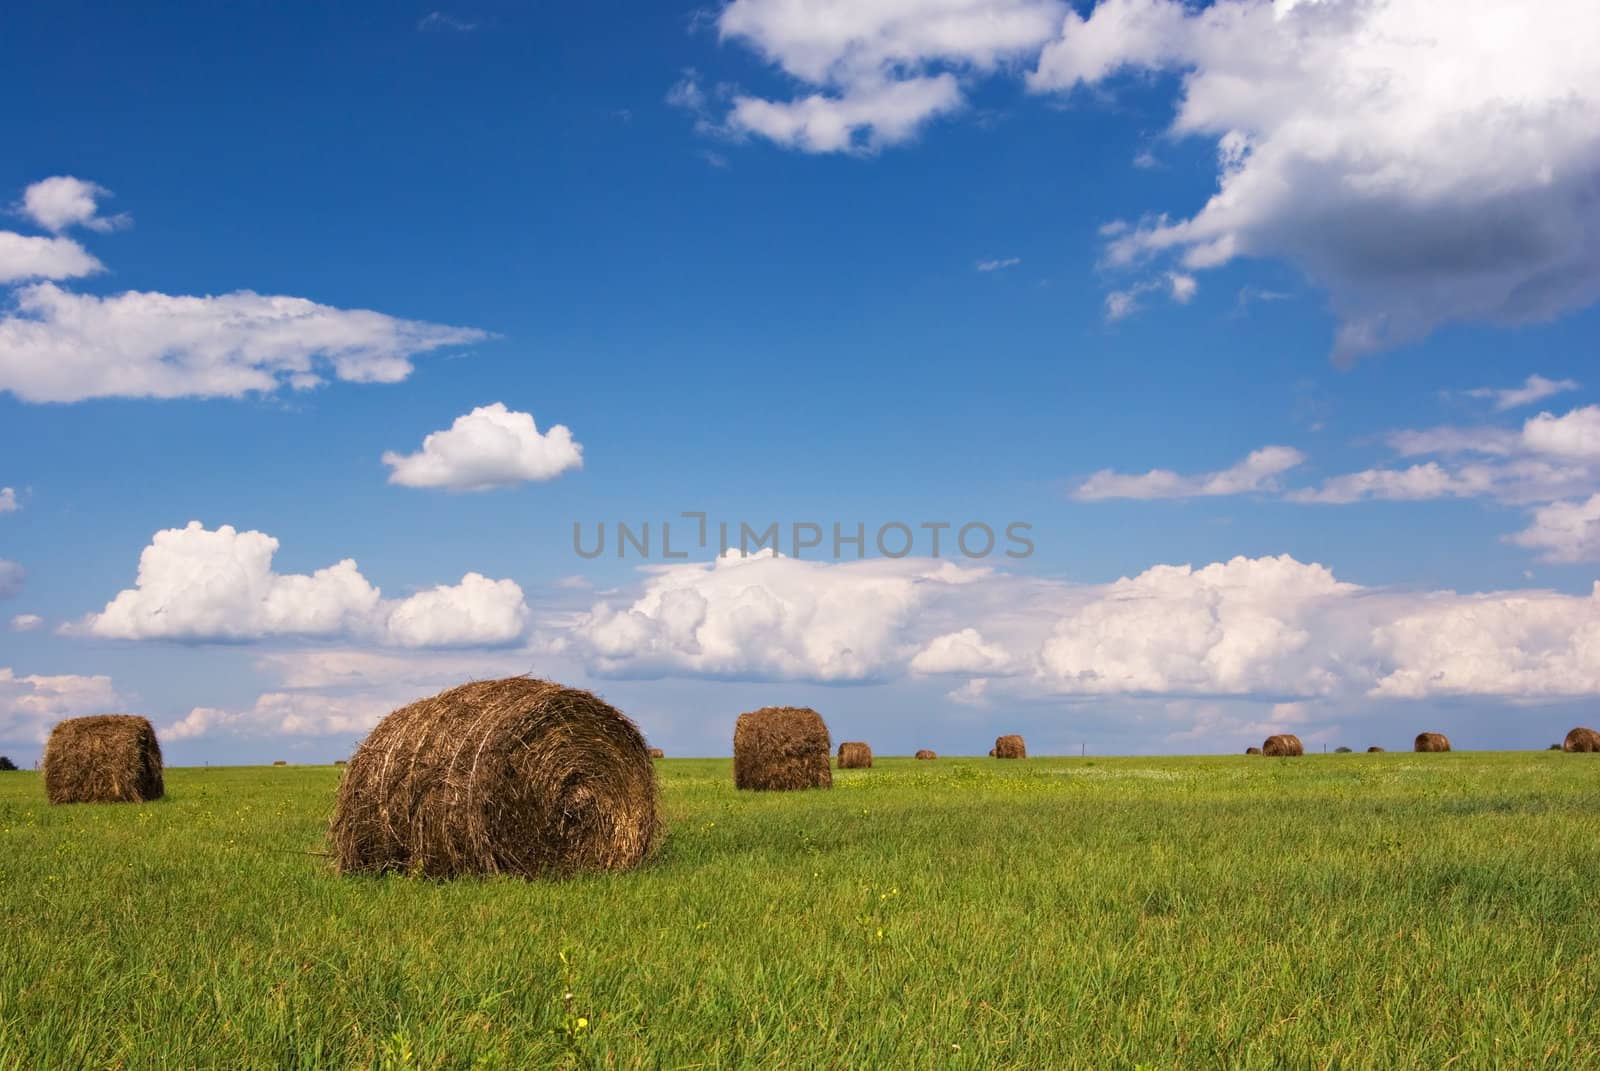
[1367,746,1385,753]
[993,734,1026,759]
[837,741,873,769]
[1245,746,1262,755]
[1562,727,1600,752]
[42,715,164,804]
[914,749,937,760]
[330,677,659,879]
[333,759,348,766]
[272,760,288,766]
[1262,734,1303,757]
[1414,732,1451,752]
[988,747,996,757]
[647,747,665,759]
[733,706,831,791]
[1334,746,1353,753]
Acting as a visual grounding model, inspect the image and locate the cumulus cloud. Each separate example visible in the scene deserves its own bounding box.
[76,521,529,647]
[564,550,1600,699]
[1508,494,1600,563]
[382,403,583,490]
[0,232,102,284]
[1467,374,1580,412]
[1076,445,1304,500]
[0,487,16,513]
[0,283,488,403]
[1522,405,1600,460]
[0,667,121,742]
[710,0,1065,152]
[20,176,129,233]
[10,614,42,631]
[1031,0,1600,359]
[0,560,22,599]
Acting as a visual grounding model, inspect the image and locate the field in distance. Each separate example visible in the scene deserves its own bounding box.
[2,752,1598,1069]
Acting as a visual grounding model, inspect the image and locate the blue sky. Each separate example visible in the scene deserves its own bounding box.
[3,0,1599,764]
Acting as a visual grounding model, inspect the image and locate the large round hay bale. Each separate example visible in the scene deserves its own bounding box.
[837,741,873,769]
[994,734,1026,759]
[42,715,164,804]
[1562,727,1600,752]
[330,678,658,879]
[1414,732,1451,752]
[733,706,831,791]
[914,749,937,760]
[1367,746,1385,753]
[1245,746,1262,755]
[1262,734,1303,757]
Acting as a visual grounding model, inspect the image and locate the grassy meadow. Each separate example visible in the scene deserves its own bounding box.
[2,751,1599,1069]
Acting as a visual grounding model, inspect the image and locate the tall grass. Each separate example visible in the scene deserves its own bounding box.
[2,753,1597,1068]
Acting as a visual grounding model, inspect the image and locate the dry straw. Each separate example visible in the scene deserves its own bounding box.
[993,734,1026,759]
[1414,732,1451,752]
[1245,746,1262,755]
[1562,727,1600,752]
[1367,746,1386,753]
[1262,734,1304,757]
[272,760,288,766]
[733,706,831,791]
[914,749,937,760]
[42,715,164,804]
[330,677,659,880]
[837,741,873,769]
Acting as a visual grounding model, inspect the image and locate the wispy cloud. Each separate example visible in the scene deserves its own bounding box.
[417,11,476,32]
[1465,373,1580,412]
[976,257,1021,273]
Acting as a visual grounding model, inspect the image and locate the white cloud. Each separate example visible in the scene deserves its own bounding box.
[1076,445,1304,499]
[1032,0,1600,359]
[1508,494,1600,563]
[0,487,16,513]
[76,521,529,647]
[20,176,129,233]
[1168,272,1197,303]
[910,628,1013,674]
[565,549,1600,698]
[977,257,1021,272]
[0,667,122,742]
[1467,374,1580,412]
[382,402,583,490]
[0,283,488,404]
[1522,405,1600,460]
[712,0,1065,152]
[9,614,42,632]
[0,232,102,284]
[417,11,477,32]
[0,560,22,599]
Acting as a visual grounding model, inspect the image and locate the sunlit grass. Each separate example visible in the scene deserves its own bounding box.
[2,752,1597,1068]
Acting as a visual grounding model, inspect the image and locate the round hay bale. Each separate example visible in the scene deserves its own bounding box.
[1562,727,1600,752]
[333,759,348,766]
[733,706,831,791]
[1367,746,1385,753]
[647,747,665,759]
[914,749,937,760]
[330,678,659,879]
[837,741,873,769]
[993,734,1026,759]
[988,747,996,757]
[1414,732,1451,752]
[1262,734,1303,757]
[272,760,288,766]
[1245,746,1262,755]
[42,715,164,804]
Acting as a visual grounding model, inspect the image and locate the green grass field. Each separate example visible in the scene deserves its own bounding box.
[3,752,1598,1069]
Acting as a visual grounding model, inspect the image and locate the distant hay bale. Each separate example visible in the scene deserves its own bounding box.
[993,734,1026,759]
[1367,746,1385,753]
[272,760,288,766]
[42,715,164,804]
[837,741,873,769]
[647,747,665,759]
[333,760,348,766]
[330,677,659,879]
[1334,746,1353,753]
[1245,746,1262,755]
[988,748,996,757]
[1262,734,1303,757]
[1562,727,1600,752]
[914,749,937,760]
[1414,732,1451,752]
[733,706,832,791]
